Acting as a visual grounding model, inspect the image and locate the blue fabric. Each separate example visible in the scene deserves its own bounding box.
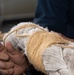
[25,70,32,75]
[33,0,74,38]
[26,72,32,75]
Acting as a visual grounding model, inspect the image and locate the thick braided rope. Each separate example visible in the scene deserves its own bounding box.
[3,23,74,75]
[26,31,73,74]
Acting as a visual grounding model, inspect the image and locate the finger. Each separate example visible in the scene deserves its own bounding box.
[0,61,14,69]
[0,52,9,60]
[8,68,14,75]
[0,43,4,52]
[4,61,14,69]
[0,68,14,75]
[13,64,25,75]
[9,53,26,65]
[5,42,26,65]
[5,42,20,55]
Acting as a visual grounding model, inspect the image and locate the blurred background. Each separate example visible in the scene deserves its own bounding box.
[0,0,36,32]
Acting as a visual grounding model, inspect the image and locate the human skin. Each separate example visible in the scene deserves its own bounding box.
[0,42,29,75]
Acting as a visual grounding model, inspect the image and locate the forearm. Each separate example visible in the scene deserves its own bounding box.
[33,0,69,34]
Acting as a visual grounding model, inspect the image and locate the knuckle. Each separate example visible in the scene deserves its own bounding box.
[5,62,14,69]
[8,68,14,75]
[0,61,5,69]
[0,53,9,60]
[0,69,8,75]
[4,54,9,60]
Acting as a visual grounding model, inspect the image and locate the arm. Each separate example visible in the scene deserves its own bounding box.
[33,0,69,35]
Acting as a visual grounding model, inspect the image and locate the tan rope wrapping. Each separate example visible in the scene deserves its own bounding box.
[26,31,73,73]
[0,31,6,41]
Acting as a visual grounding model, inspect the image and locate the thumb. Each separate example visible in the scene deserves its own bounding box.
[5,42,20,55]
[5,42,26,65]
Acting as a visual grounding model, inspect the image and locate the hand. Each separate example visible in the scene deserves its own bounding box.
[5,42,29,75]
[0,43,14,75]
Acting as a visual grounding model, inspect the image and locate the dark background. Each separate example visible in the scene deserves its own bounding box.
[0,18,33,32]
